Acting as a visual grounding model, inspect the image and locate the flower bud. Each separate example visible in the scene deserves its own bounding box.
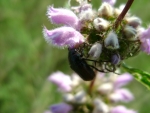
[93,18,109,31]
[50,103,72,113]
[114,73,133,88]
[98,83,113,94]
[93,98,109,113]
[111,54,120,65]
[126,16,142,28]
[71,73,81,87]
[79,9,95,21]
[123,25,137,40]
[109,88,134,103]
[104,31,119,49]
[102,0,116,6]
[74,91,87,104]
[98,2,114,17]
[88,42,102,59]
[48,71,72,92]
[63,93,74,103]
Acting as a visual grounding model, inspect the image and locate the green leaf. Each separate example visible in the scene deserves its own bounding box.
[122,62,150,89]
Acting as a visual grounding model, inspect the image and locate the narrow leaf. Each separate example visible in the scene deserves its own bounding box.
[122,62,150,89]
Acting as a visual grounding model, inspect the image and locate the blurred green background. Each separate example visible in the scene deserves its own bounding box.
[0,0,150,113]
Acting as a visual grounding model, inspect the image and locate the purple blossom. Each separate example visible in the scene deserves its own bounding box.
[111,54,120,65]
[47,6,81,30]
[110,106,137,113]
[139,27,150,54]
[139,27,150,41]
[43,26,85,48]
[141,39,150,54]
[50,103,72,113]
[114,73,133,89]
[109,88,134,102]
[48,71,72,92]
[102,0,116,6]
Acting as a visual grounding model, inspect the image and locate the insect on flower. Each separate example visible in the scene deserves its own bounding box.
[68,48,96,81]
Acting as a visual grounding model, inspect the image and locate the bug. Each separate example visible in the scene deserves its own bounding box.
[68,48,95,81]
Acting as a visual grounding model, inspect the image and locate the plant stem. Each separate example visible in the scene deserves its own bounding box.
[89,72,96,94]
[114,0,134,29]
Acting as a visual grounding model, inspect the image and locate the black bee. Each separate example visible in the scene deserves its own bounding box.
[68,48,95,81]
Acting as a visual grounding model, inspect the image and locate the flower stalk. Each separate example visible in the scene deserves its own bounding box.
[114,0,134,29]
[88,72,96,94]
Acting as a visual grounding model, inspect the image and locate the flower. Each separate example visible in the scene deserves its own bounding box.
[104,31,119,49]
[111,54,120,65]
[139,27,150,54]
[109,88,134,102]
[79,7,95,22]
[98,2,114,17]
[110,106,137,113]
[93,18,109,31]
[141,39,150,54]
[102,0,116,6]
[93,98,109,113]
[50,103,72,113]
[139,26,150,41]
[48,71,72,92]
[123,25,137,40]
[47,6,81,30]
[43,26,85,48]
[114,73,133,88]
[126,16,142,28]
[88,42,102,59]
[47,71,136,113]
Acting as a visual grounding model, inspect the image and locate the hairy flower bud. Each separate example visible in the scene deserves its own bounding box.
[74,91,87,104]
[79,9,95,21]
[109,88,134,103]
[88,42,102,59]
[93,18,109,31]
[126,16,142,28]
[93,98,109,113]
[50,103,72,113]
[111,54,120,65]
[123,25,137,40]
[98,2,114,17]
[102,0,116,6]
[114,73,133,88]
[98,83,113,94]
[104,31,119,49]
[63,93,74,103]
[48,71,72,92]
